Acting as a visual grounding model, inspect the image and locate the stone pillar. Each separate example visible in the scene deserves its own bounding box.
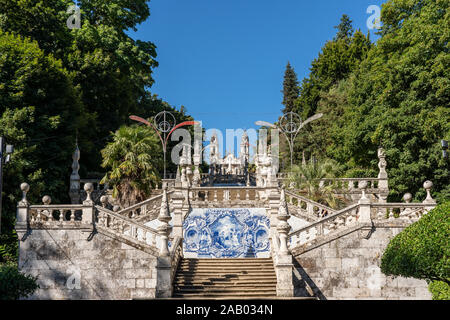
[422,180,436,212]
[275,188,294,297]
[69,144,81,204]
[156,188,173,298]
[267,187,280,239]
[82,183,94,225]
[358,181,372,223]
[16,183,30,230]
[156,256,172,298]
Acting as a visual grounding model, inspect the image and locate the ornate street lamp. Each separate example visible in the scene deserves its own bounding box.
[255,111,323,170]
[130,112,198,179]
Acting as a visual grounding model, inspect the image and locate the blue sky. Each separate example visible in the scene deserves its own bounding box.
[129,0,385,156]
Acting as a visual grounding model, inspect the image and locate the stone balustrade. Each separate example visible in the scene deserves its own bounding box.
[29,204,90,225]
[284,190,336,221]
[288,204,360,250]
[170,236,183,285]
[371,203,431,221]
[189,186,269,207]
[111,192,174,221]
[95,205,171,251]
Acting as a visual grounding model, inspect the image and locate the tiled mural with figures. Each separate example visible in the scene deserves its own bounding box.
[183,208,271,258]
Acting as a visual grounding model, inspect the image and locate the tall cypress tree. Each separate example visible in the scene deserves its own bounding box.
[334,14,354,40]
[282,62,299,114]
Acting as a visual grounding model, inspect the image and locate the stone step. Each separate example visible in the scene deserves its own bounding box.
[173,258,277,299]
[176,269,275,274]
[172,292,277,298]
[174,285,276,291]
[177,266,275,271]
[174,279,277,285]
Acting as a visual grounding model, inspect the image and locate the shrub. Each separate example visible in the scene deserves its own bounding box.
[380,201,450,299]
[0,264,39,300]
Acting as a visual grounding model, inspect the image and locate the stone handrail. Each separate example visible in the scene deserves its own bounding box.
[116,191,174,220]
[95,206,171,250]
[288,203,360,249]
[170,236,183,285]
[29,204,90,224]
[370,203,432,221]
[284,190,336,220]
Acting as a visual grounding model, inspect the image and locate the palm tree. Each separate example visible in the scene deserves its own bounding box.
[288,158,347,209]
[100,125,163,208]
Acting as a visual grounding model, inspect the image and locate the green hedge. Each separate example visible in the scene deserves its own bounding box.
[0,264,39,300]
[381,201,450,299]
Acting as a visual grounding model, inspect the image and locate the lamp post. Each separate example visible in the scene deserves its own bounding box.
[255,112,323,170]
[0,137,14,234]
[130,112,199,179]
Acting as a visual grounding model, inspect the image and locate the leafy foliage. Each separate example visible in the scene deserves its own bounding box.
[0,263,39,300]
[428,280,450,300]
[288,159,347,209]
[100,125,163,207]
[380,201,450,284]
[292,1,449,202]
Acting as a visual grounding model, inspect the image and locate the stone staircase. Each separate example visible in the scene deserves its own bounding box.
[173,258,277,299]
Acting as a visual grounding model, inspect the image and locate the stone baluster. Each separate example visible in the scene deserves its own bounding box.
[42,195,52,221]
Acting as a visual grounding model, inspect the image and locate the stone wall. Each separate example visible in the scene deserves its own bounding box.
[293,226,431,300]
[17,228,158,299]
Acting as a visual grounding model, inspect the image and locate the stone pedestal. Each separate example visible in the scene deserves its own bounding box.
[275,254,294,297]
[155,256,172,298]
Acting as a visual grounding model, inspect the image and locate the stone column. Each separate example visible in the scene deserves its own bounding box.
[422,180,436,212]
[275,189,294,297]
[16,183,30,230]
[358,181,372,223]
[156,189,173,298]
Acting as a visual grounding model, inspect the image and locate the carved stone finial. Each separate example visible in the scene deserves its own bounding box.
[100,195,108,208]
[84,182,94,203]
[359,180,368,200]
[402,193,412,203]
[42,195,52,205]
[158,189,171,223]
[423,180,436,204]
[19,183,30,205]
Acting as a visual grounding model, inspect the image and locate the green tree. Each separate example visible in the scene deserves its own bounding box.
[100,125,163,208]
[282,62,299,114]
[0,0,159,173]
[333,0,450,201]
[334,14,354,40]
[0,31,85,257]
[381,201,450,299]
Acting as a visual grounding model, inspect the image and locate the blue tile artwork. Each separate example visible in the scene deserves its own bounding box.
[183,208,271,258]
